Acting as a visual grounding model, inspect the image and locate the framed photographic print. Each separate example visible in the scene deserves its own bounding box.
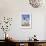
[21,13,32,29]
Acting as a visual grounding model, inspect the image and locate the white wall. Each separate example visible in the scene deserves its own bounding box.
[44,15,46,40]
[0,0,46,40]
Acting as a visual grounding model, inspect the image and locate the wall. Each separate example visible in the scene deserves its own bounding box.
[44,15,46,40]
[0,0,46,40]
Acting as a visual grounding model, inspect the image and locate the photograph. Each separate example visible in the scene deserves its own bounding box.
[21,13,32,28]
